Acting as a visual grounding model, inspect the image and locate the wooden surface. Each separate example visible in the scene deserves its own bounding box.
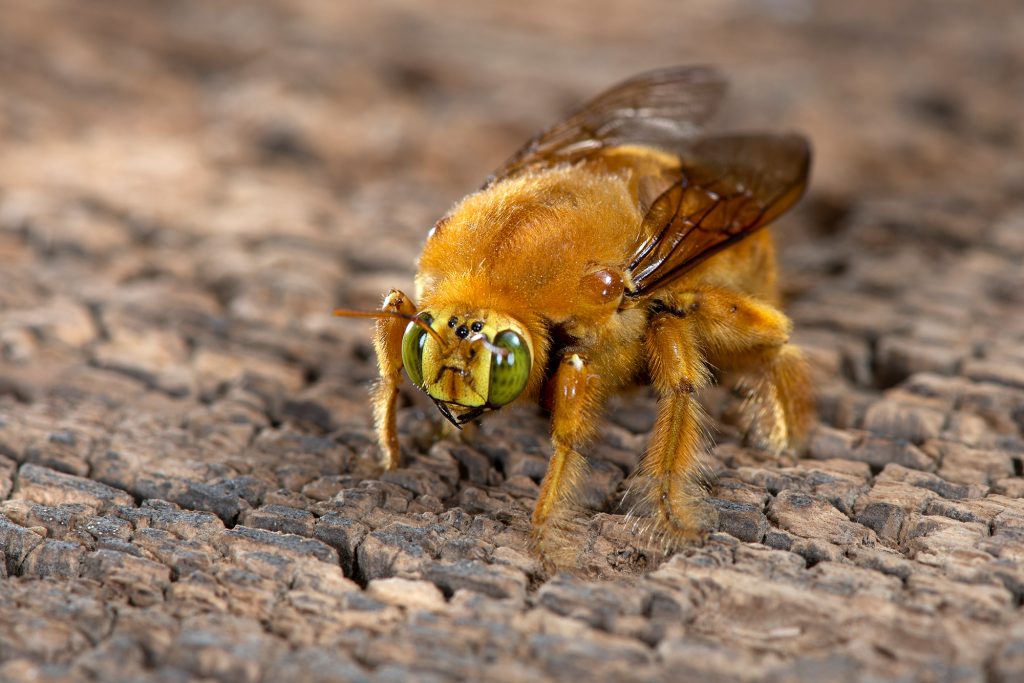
[1,1,1023,681]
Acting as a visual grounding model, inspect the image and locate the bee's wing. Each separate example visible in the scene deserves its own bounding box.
[627,133,811,297]
[485,66,727,187]
[483,66,808,298]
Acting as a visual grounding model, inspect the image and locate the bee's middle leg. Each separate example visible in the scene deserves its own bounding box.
[640,312,713,543]
[371,289,416,470]
[533,352,604,564]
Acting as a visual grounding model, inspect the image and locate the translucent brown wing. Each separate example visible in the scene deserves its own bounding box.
[485,65,727,187]
[627,133,811,297]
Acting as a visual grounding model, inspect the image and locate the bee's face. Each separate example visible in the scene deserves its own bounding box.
[401,308,533,423]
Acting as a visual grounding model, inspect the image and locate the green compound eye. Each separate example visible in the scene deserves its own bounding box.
[488,330,530,406]
[401,313,432,387]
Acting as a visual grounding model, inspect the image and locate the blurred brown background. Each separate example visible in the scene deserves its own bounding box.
[1,1,1023,682]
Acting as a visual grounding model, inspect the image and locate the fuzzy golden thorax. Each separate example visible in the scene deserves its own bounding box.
[415,166,643,322]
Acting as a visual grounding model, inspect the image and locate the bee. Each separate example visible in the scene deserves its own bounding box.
[336,66,813,565]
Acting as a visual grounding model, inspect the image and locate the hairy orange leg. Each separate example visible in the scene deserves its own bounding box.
[533,353,604,562]
[766,344,814,448]
[371,289,417,470]
[641,312,713,542]
[730,343,814,453]
[671,288,813,452]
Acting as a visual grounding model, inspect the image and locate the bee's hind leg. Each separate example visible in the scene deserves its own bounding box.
[682,288,814,454]
[733,344,814,454]
[371,289,417,470]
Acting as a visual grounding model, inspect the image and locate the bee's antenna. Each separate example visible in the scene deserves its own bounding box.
[332,308,447,347]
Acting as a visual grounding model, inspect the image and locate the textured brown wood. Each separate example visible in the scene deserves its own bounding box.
[1,1,1023,681]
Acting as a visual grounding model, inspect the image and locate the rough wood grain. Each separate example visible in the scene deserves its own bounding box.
[1,1,1023,681]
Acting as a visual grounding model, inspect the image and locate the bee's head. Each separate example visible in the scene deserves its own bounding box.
[401,307,533,425]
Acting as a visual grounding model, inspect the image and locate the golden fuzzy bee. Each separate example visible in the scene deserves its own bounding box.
[338,66,813,562]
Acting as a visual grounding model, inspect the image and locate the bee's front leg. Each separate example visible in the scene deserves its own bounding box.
[533,352,604,565]
[371,289,416,470]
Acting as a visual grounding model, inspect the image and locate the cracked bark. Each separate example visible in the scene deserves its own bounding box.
[1,1,1024,681]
